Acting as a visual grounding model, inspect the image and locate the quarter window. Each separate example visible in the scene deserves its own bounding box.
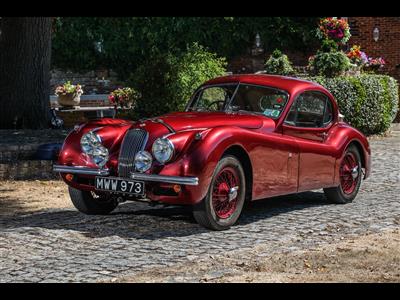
[285,91,334,128]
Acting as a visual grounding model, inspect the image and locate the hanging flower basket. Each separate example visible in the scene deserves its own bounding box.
[55,81,83,108]
[316,17,351,45]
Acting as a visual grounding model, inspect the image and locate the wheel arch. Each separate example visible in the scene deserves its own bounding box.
[221,145,253,202]
[347,139,366,170]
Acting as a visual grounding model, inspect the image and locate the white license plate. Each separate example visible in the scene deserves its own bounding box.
[95,176,145,196]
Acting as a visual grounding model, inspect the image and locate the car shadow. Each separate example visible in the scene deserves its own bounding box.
[0,191,331,240]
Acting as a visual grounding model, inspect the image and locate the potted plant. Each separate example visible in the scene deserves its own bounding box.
[108,87,140,109]
[365,57,386,72]
[55,81,84,107]
[346,45,368,66]
[346,45,369,75]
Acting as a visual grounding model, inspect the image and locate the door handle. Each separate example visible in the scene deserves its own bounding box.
[317,132,328,139]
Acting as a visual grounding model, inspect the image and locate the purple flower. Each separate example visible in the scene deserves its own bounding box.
[360,51,368,64]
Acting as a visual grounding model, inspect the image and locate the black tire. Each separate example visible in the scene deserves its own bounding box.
[68,186,118,215]
[193,155,246,230]
[324,145,362,204]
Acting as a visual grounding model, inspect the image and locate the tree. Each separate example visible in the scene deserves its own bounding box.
[51,17,320,80]
[0,17,52,129]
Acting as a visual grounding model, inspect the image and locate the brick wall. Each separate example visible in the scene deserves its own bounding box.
[348,17,400,80]
[347,17,400,122]
[227,49,316,74]
[50,68,120,95]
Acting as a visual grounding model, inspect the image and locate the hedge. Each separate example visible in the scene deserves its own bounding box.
[307,74,399,135]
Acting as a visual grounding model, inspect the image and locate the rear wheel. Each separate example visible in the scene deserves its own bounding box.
[324,145,362,204]
[69,186,118,215]
[193,155,246,230]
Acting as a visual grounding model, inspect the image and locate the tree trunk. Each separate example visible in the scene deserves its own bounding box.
[0,17,52,129]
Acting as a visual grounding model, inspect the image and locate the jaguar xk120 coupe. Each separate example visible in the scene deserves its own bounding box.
[54,74,371,230]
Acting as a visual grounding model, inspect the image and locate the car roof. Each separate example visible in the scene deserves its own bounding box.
[203,74,329,96]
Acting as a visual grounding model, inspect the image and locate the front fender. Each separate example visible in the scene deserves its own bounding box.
[158,126,252,203]
[58,118,133,171]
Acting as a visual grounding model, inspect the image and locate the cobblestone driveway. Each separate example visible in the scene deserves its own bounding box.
[1,128,399,282]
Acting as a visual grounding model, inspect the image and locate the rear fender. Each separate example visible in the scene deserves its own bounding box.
[330,123,371,184]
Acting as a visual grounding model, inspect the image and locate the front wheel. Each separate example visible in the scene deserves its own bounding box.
[69,186,118,215]
[324,145,362,204]
[193,155,246,230]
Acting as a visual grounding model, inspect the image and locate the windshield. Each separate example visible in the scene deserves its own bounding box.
[187,83,289,119]
[187,84,237,112]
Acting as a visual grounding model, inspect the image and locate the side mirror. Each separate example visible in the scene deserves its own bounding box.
[338,112,345,122]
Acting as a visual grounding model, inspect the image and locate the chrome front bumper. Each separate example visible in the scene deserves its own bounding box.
[53,165,110,176]
[53,165,199,186]
[130,172,199,186]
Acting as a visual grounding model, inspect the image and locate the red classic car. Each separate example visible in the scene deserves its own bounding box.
[54,74,371,230]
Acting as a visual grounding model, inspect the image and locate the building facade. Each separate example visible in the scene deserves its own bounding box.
[347,17,400,81]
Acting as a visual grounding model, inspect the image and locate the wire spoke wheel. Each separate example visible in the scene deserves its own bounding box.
[211,167,239,219]
[339,152,359,195]
[193,155,246,230]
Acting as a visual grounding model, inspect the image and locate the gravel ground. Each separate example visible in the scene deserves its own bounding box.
[0,127,399,283]
[116,228,400,283]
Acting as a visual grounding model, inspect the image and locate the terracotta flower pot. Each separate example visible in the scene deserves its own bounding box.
[57,94,81,107]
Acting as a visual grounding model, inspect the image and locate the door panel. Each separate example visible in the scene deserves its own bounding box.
[282,91,336,191]
[282,125,336,191]
[250,133,299,200]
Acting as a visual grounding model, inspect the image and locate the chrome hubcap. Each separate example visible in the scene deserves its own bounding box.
[228,186,239,202]
[351,166,359,179]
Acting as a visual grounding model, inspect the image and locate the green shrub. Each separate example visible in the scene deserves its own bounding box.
[320,39,339,52]
[128,43,227,119]
[308,74,399,134]
[309,50,351,77]
[264,49,294,76]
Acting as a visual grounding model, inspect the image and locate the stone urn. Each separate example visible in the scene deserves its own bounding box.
[57,93,81,108]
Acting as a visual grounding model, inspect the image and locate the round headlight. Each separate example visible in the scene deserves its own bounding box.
[134,151,153,172]
[80,130,109,168]
[152,138,174,164]
[91,146,109,168]
[81,131,102,155]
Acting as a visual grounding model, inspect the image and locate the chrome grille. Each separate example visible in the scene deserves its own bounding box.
[118,129,148,178]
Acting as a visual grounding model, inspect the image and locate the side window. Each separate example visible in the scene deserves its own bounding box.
[323,97,333,125]
[229,84,289,118]
[285,91,334,128]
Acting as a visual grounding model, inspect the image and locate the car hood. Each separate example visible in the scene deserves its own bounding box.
[154,111,264,131]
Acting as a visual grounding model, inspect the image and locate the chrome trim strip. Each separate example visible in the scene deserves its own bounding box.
[130,172,199,186]
[53,165,110,176]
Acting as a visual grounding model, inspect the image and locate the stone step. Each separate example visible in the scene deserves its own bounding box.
[0,160,58,180]
[0,143,45,161]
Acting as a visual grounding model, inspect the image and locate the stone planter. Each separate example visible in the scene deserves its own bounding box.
[57,94,81,107]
